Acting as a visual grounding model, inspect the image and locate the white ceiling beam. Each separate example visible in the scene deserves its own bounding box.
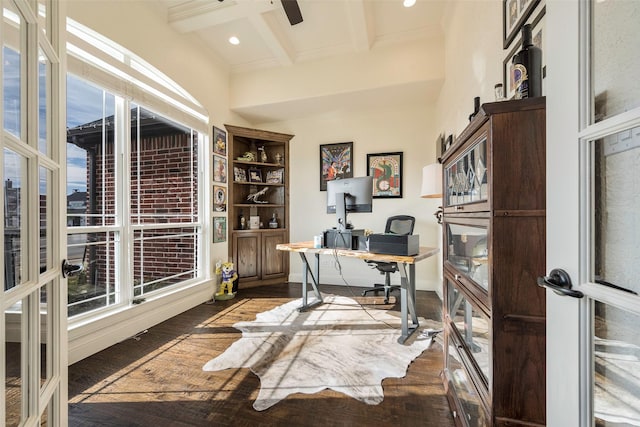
[168,0,277,33]
[248,12,294,66]
[346,0,373,51]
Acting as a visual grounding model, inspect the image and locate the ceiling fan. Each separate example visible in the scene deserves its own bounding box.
[281,0,303,25]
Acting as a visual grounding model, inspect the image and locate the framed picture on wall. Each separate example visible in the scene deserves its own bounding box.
[503,5,546,99]
[213,155,227,183]
[503,0,541,48]
[213,216,227,243]
[319,141,353,191]
[213,126,226,156]
[367,152,403,198]
[213,185,226,212]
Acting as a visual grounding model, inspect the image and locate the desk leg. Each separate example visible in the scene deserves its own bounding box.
[299,252,323,312]
[398,262,419,344]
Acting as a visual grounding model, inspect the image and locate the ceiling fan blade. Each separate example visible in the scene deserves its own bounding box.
[281,0,303,25]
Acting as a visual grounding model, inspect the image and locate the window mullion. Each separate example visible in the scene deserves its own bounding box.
[115,96,131,305]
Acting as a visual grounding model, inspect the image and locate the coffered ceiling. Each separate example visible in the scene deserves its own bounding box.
[160,0,447,123]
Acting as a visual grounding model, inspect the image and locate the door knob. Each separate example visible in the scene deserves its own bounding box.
[536,268,584,298]
[62,259,83,278]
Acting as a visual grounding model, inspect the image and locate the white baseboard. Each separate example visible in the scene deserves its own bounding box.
[68,281,214,365]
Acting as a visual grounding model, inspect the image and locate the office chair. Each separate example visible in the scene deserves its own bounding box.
[362,215,416,303]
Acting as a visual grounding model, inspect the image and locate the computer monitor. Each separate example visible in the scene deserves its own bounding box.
[326,176,373,231]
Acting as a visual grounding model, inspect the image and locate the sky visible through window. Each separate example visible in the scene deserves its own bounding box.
[66,74,115,194]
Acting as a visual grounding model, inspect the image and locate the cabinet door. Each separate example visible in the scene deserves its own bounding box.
[261,231,288,279]
[444,124,490,214]
[232,231,261,280]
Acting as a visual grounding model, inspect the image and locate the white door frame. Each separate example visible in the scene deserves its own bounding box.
[1,0,66,425]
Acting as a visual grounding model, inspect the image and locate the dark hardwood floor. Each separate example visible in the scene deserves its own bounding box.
[68,283,455,426]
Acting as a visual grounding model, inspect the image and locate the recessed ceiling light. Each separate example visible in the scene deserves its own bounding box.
[403,0,416,7]
[229,36,240,45]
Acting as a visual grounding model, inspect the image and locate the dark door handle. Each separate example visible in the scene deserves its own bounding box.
[536,268,584,298]
[62,259,83,278]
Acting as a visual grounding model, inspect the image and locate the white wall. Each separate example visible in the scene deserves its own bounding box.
[437,1,504,136]
[263,102,443,291]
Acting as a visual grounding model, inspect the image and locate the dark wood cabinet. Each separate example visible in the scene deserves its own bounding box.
[226,124,293,288]
[440,97,547,427]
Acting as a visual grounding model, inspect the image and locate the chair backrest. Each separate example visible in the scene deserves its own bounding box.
[385,215,415,236]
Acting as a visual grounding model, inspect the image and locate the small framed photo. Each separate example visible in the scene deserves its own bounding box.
[503,0,541,48]
[213,126,226,156]
[265,169,284,184]
[249,215,260,230]
[367,152,403,198]
[248,168,262,183]
[213,216,227,243]
[234,166,247,182]
[213,155,227,183]
[320,141,353,191]
[213,185,226,212]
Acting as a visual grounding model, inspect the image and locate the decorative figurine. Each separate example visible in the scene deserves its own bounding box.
[237,152,256,162]
[258,145,268,163]
[274,152,283,165]
[246,187,269,203]
[215,261,238,300]
[269,212,278,229]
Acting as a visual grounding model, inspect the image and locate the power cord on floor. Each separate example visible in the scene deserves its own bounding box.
[323,233,397,330]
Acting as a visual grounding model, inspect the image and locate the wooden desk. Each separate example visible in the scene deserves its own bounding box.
[276,241,439,344]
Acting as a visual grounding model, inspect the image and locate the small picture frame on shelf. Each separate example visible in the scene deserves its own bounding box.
[248,168,262,183]
[265,169,283,184]
[234,166,247,182]
[249,215,260,230]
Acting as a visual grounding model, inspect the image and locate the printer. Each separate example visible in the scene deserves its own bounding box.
[368,233,419,256]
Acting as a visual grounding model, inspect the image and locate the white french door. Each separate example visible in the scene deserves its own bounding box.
[545,1,640,426]
[2,0,66,425]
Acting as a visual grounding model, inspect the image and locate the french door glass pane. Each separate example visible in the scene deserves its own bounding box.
[593,302,640,426]
[3,3,21,138]
[4,148,27,290]
[40,282,53,387]
[5,302,24,426]
[40,166,52,274]
[592,1,640,122]
[38,49,50,155]
[592,132,640,295]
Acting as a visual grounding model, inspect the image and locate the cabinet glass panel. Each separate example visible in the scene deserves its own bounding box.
[445,138,487,206]
[447,281,490,382]
[446,223,489,290]
[446,342,490,427]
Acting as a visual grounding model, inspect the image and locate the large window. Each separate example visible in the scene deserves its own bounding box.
[65,24,206,318]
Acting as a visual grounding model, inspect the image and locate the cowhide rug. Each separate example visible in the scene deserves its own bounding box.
[202,293,442,411]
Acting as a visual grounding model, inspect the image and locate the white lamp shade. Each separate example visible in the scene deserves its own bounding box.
[420,163,442,198]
